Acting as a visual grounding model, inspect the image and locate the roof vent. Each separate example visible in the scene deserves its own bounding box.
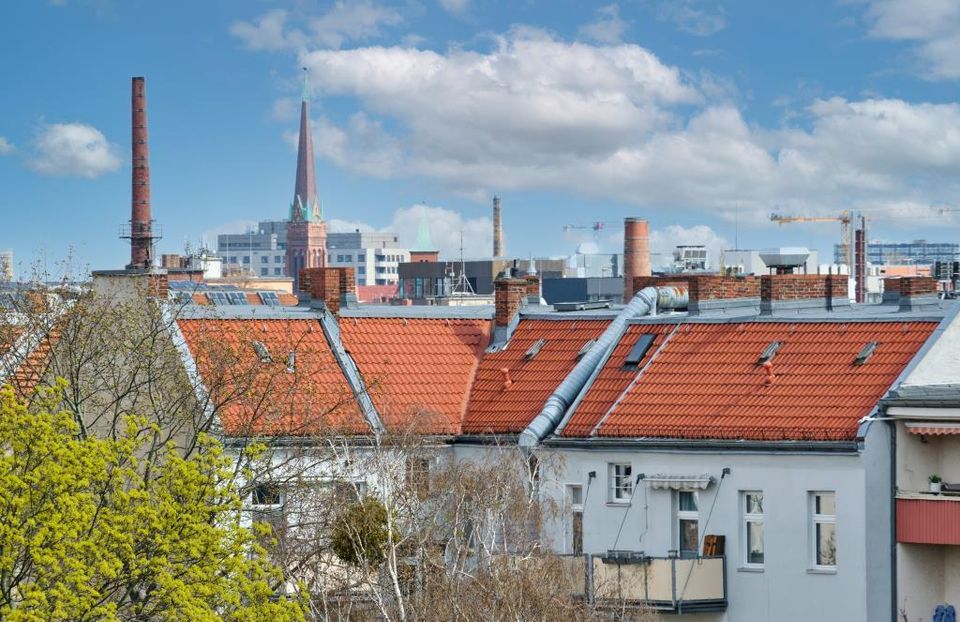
[854,341,878,366]
[576,338,597,360]
[759,247,811,271]
[524,338,546,360]
[757,340,782,364]
[252,341,272,364]
[286,351,296,373]
[623,334,656,368]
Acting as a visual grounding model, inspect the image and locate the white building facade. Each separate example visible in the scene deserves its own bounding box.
[327,231,410,286]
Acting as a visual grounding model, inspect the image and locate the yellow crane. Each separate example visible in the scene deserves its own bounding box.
[769,211,853,268]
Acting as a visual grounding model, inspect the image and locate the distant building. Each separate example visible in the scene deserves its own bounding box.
[0,250,12,282]
[722,249,819,275]
[541,276,623,305]
[327,231,410,287]
[160,248,223,280]
[672,245,709,272]
[217,220,288,278]
[833,240,959,266]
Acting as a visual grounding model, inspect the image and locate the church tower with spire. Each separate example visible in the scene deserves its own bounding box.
[286,68,327,290]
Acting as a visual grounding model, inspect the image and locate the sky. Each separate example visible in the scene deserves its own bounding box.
[2,0,960,278]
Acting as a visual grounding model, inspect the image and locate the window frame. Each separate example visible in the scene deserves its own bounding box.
[567,483,584,556]
[676,490,700,558]
[607,462,633,504]
[810,491,837,571]
[741,491,764,569]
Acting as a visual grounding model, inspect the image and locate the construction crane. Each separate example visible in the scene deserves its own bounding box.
[561,221,618,241]
[769,211,853,269]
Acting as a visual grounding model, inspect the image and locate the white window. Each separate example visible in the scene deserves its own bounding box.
[677,491,699,558]
[251,483,282,508]
[742,491,764,567]
[810,492,836,569]
[608,463,632,503]
[567,484,584,556]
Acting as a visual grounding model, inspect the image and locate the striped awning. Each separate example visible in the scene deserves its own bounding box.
[906,423,960,436]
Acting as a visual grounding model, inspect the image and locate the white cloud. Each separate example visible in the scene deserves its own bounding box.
[439,0,470,17]
[580,4,628,44]
[29,122,120,178]
[231,2,401,51]
[0,136,13,155]
[863,0,960,79]
[650,0,727,37]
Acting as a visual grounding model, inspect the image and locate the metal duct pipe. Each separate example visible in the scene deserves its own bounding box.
[519,286,686,448]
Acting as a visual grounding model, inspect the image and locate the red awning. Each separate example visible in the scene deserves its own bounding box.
[906,424,960,436]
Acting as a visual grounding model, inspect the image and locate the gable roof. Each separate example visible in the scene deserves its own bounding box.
[463,319,610,434]
[339,317,490,434]
[177,318,368,437]
[562,320,938,441]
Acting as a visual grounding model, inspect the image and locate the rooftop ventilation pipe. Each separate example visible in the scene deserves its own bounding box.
[519,285,687,448]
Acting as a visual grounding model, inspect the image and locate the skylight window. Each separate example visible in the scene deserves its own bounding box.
[259,292,281,306]
[226,291,248,305]
[207,292,229,306]
[524,338,546,360]
[854,341,878,366]
[757,341,782,365]
[286,351,296,373]
[623,334,656,368]
[252,341,272,364]
[577,339,596,360]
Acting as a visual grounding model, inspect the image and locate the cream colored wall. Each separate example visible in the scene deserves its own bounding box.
[897,427,960,491]
[899,544,944,621]
[945,548,960,610]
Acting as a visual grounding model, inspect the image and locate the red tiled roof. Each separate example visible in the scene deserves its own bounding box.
[463,319,609,434]
[0,323,59,399]
[177,319,368,437]
[561,323,678,437]
[568,321,938,441]
[339,317,490,434]
[356,285,398,303]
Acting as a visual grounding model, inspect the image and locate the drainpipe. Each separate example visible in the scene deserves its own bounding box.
[518,286,687,448]
[889,418,897,622]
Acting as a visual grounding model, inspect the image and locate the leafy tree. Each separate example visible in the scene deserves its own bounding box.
[0,383,304,622]
[331,497,392,567]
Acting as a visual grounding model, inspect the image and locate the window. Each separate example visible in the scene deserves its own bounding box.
[810,492,836,569]
[274,268,282,275]
[623,334,656,368]
[568,484,584,556]
[274,255,283,263]
[406,457,431,499]
[251,483,282,507]
[742,491,764,567]
[242,255,250,264]
[260,255,268,263]
[357,254,365,262]
[608,463,632,503]
[677,491,699,558]
[260,268,268,276]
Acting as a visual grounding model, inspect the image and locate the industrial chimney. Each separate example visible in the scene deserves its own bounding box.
[123,77,159,269]
[623,217,651,300]
[493,195,504,257]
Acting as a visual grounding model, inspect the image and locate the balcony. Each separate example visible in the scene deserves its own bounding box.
[897,494,960,545]
[558,554,727,613]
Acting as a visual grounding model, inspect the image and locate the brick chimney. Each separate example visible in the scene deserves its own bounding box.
[300,267,357,313]
[495,277,527,327]
[759,274,848,314]
[523,274,541,304]
[898,276,940,312]
[633,275,759,316]
[623,218,651,301]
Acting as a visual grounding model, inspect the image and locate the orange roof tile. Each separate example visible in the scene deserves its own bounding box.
[0,322,59,399]
[339,317,490,434]
[463,319,609,434]
[567,321,938,441]
[177,319,368,437]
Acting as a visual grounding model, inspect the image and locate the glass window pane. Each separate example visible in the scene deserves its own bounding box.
[816,523,836,566]
[679,491,698,512]
[747,521,764,564]
[680,519,699,556]
[746,492,763,514]
[569,485,583,506]
[816,493,836,515]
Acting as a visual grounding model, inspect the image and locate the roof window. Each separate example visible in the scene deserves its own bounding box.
[623,334,656,368]
[252,341,272,364]
[757,341,782,365]
[286,351,296,373]
[524,338,547,360]
[854,341,878,366]
[576,339,597,360]
[259,291,281,306]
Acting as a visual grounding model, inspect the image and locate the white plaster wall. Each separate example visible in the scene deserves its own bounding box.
[898,544,944,621]
[455,443,877,622]
[898,428,960,491]
[901,314,960,387]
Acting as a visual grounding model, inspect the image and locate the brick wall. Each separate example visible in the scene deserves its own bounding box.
[300,267,356,313]
[759,274,847,301]
[633,275,759,303]
[495,277,527,327]
[899,276,938,297]
[523,275,540,298]
[146,273,169,299]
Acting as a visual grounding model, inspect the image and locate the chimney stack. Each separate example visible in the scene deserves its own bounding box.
[299,267,357,314]
[623,218,651,301]
[493,196,504,257]
[125,77,158,270]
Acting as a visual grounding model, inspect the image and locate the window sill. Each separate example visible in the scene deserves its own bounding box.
[737,566,764,573]
[807,567,837,575]
[606,501,632,507]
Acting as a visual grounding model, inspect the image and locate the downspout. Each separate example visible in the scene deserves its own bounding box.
[889,417,897,622]
[518,286,687,448]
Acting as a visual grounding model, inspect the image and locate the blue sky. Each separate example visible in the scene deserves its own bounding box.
[2,0,960,277]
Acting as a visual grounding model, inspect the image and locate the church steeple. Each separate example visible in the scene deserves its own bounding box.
[291,67,321,223]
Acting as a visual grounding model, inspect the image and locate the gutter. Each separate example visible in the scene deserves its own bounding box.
[541,436,860,454]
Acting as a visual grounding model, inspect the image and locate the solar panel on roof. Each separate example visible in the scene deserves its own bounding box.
[259,292,281,306]
[623,334,656,368]
[207,292,230,306]
[226,292,248,305]
[172,291,194,305]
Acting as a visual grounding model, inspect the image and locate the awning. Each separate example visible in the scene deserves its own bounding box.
[906,423,960,436]
[642,474,714,490]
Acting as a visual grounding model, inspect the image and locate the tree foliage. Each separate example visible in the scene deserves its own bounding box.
[331,497,391,567]
[0,383,303,622]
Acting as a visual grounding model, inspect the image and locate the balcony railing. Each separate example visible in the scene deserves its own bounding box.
[897,494,960,545]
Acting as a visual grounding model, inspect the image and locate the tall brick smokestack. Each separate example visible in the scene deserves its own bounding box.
[623,217,651,301]
[127,77,156,269]
[492,195,504,257]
